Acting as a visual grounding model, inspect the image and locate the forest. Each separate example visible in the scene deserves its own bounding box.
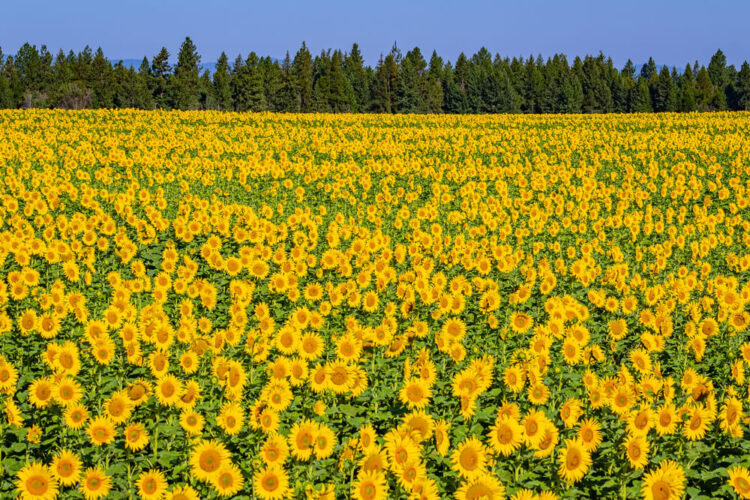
[1,37,749,113]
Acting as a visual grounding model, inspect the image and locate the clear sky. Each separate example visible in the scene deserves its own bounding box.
[2,0,749,68]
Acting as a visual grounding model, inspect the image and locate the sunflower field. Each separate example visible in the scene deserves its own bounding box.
[1,110,750,500]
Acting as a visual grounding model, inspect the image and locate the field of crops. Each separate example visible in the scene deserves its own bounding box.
[1,110,749,499]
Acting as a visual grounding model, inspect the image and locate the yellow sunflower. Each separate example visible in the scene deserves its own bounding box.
[15,462,58,500]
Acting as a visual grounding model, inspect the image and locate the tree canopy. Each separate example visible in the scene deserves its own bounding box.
[0,39,747,112]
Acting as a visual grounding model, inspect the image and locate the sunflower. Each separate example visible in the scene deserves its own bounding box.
[400,378,432,409]
[433,419,451,456]
[360,447,388,473]
[189,440,230,482]
[103,390,133,424]
[403,411,434,443]
[0,360,19,391]
[217,401,244,435]
[50,449,82,486]
[503,365,526,393]
[260,434,289,465]
[682,404,711,441]
[289,420,317,461]
[210,463,244,497]
[359,424,378,452]
[654,403,679,436]
[155,375,183,406]
[487,416,523,457]
[398,459,427,490]
[533,425,559,459]
[87,416,117,446]
[577,418,602,452]
[80,467,112,500]
[137,469,168,500]
[728,466,750,499]
[28,377,55,409]
[54,377,83,407]
[528,383,550,405]
[253,464,290,499]
[179,409,205,436]
[623,434,649,469]
[15,462,58,500]
[314,423,337,459]
[640,460,685,500]
[124,422,150,451]
[451,436,488,479]
[166,485,201,500]
[557,438,592,483]
[521,410,549,448]
[352,470,389,500]
[299,332,325,360]
[64,404,89,430]
[454,473,506,500]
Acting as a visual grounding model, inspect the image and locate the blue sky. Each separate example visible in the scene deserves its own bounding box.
[2,0,749,68]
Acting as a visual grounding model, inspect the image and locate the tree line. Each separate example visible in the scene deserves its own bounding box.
[1,37,749,113]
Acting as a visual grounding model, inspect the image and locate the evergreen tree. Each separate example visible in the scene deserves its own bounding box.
[276,51,298,112]
[631,78,652,112]
[245,52,267,112]
[426,51,444,113]
[707,49,727,110]
[212,52,232,110]
[327,50,352,112]
[677,64,696,112]
[173,37,201,110]
[695,66,714,111]
[653,65,676,112]
[90,47,113,108]
[292,42,313,112]
[737,61,750,110]
[198,70,214,109]
[135,58,154,109]
[231,55,249,111]
[640,57,657,81]
[373,48,398,113]
[397,49,421,113]
[0,49,13,108]
[344,44,369,112]
[151,47,172,108]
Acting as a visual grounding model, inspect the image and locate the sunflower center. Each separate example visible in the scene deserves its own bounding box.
[26,476,48,494]
[566,450,581,469]
[200,451,221,472]
[652,480,671,500]
[264,476,278,490]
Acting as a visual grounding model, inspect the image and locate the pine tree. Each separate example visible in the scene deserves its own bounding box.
[90,47,113,108]
[173,37,201,110]
[151,47,172,108]
[231,55,249,111]
[276,51,298,112]
[677,64,696,112]
[327,50,352,112]
[373,49,398,113]
[695,66,714,111]
[212,52,232,111]
[292,42,313,112]
[245,52,267,112]
[738,61,750,110]
[397,51,420,113]
[426,51,444,113]
[631,78,652,112]
[0,48,13,108]
[344,44,369,112]
[133,59,154,109]
[707,49,727,110]
[654,65,676,112]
